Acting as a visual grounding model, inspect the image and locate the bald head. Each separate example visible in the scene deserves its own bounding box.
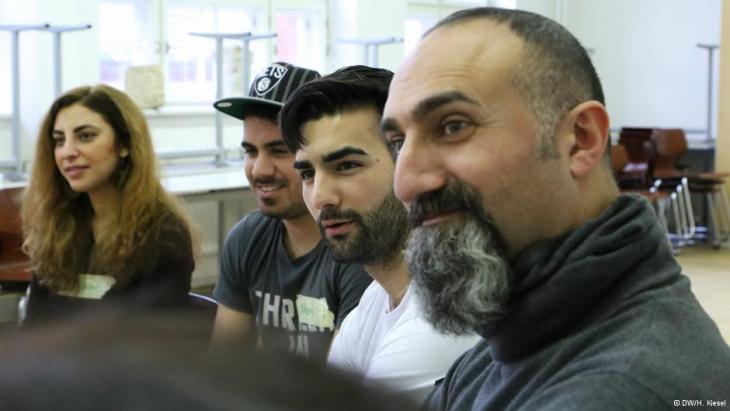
[383,8,616,256]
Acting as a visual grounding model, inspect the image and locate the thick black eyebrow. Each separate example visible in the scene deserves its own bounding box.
[380,118,400,134]
[264,140,288,150]
[381,91,478,135]
[322,146,369,163]
[412,91,479,120]
[292,159,312,170]
[241,140,288,150]
[293,146,369,170]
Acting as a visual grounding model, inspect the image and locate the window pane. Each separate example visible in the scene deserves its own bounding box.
[98,0,158,90]
[0,0,9,113]
[166,5,217,102]
[98,1,137,89]
[0,36,9,114]
[274,9,325,72]
[165,2,267,103]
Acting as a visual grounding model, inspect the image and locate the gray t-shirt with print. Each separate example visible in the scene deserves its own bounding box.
[213,210,371,362]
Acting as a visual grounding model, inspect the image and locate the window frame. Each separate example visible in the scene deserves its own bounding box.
[97,0,327,108]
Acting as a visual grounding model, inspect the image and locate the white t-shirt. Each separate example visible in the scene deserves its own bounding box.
[327,281,480,402]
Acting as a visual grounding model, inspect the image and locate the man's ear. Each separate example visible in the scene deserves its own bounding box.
[562,101,610,178]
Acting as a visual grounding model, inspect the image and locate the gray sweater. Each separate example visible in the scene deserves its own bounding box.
[425,194,730,410]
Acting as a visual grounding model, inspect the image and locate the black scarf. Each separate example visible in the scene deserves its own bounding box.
[483,194,682,362]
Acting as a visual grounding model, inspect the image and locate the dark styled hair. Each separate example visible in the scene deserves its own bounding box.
[280,65,393,153]
[427,7,606,158]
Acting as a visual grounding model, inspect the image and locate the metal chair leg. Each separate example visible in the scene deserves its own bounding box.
[669,192,685,248]
[679,178,696,241]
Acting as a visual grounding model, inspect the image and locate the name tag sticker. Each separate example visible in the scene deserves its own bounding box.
[296,295,335,331]
[57,274,116,299]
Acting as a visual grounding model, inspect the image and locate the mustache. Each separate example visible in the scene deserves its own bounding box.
[253,177,286,185]
[408,181,482,228]
[317,207,363,227]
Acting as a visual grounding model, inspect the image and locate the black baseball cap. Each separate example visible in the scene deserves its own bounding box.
[214,62,321,121]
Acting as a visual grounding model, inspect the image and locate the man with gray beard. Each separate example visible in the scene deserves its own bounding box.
[382,7,730,411]
[280,65,479,403]
[406,181,510,336]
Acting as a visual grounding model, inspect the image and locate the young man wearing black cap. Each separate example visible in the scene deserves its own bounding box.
[210,62,371,362]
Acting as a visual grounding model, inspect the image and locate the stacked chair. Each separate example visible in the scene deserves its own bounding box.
[651,129,729,248]
[612,128,730,251]
[610,138,674,251]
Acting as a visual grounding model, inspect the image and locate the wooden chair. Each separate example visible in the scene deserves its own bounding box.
[611,144,676,250]
[652,128,729,181]
[618,127,656,188]
[616,129,695,248]
[0,187,31,283]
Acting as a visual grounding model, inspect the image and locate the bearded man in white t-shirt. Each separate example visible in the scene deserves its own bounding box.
[279,65,479,402]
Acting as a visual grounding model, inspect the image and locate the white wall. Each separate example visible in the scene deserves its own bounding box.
[563,0,721,138]
[717,0,730,194]
[516,0,557,20]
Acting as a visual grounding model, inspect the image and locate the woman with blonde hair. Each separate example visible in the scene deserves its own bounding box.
[22,84,195,324]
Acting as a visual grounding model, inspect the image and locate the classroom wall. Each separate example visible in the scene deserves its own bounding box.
[516,0,558,20]
[523,0,722,137]
[717,0,729,194]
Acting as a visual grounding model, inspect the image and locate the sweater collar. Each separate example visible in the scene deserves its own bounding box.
[482,194,681,362]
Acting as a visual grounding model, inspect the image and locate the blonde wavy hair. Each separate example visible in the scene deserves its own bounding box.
[22,84,195,291]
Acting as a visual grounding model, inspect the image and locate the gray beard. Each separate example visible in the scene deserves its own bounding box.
[406,204,512,336]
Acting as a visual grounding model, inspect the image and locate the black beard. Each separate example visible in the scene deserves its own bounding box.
[259,199,309,220]
[319,192,409,266]
[255,177,309,220]
[406,181,512,335]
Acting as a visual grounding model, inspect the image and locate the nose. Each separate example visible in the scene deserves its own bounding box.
[249,153,276,180]
[309,172,340,215]
[56,138,79,159]
[394,136,447,204]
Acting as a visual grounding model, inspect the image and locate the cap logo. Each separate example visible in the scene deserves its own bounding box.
[253,63,288,96]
